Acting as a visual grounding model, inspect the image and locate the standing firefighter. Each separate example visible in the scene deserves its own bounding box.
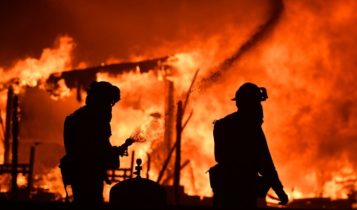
[60,81,132,209]
[210,82,288,209]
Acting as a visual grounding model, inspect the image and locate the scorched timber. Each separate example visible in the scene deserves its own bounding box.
[46,56,170,90]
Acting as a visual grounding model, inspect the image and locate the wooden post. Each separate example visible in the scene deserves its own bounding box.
[146,153,151,179]
[173,101,183,205]
[4,86,14,164]
[27,146,35,191]
[164,80,174,156]
[11,95,19,196]
[130,151,135,178]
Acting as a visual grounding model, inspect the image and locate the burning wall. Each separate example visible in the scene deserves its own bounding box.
[1,0,357,202]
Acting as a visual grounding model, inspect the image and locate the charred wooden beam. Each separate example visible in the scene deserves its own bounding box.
[4,86,14,164]
[173,101,183,205]
[130,150,135,179]
[27,145,36,191]
[161,160,190,186]
[11,95,19,196]
[156,139,176,184]
[0,164,31,174]
[46,56,170,92]
[146,153,151,179]
[157,72,196,185]
[164,80,174,155]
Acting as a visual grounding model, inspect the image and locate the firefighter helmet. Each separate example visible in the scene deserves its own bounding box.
[231,82,267,102]
[86,81,120,106]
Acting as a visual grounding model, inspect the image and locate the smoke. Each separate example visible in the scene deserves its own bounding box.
[199,0,284,89]
[0,0,271,66]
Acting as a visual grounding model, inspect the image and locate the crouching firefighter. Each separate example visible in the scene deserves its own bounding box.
[59,81,133,209]
[209,82,288,209]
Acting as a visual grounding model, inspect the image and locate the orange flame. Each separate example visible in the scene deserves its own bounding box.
[0,36,74,90]
[1,0,357,203]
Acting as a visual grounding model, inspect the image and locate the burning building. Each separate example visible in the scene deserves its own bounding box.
[1,0,357,207]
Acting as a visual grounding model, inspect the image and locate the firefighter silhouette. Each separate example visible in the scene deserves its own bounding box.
[209,82,288,209]
[61,81,132,209]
